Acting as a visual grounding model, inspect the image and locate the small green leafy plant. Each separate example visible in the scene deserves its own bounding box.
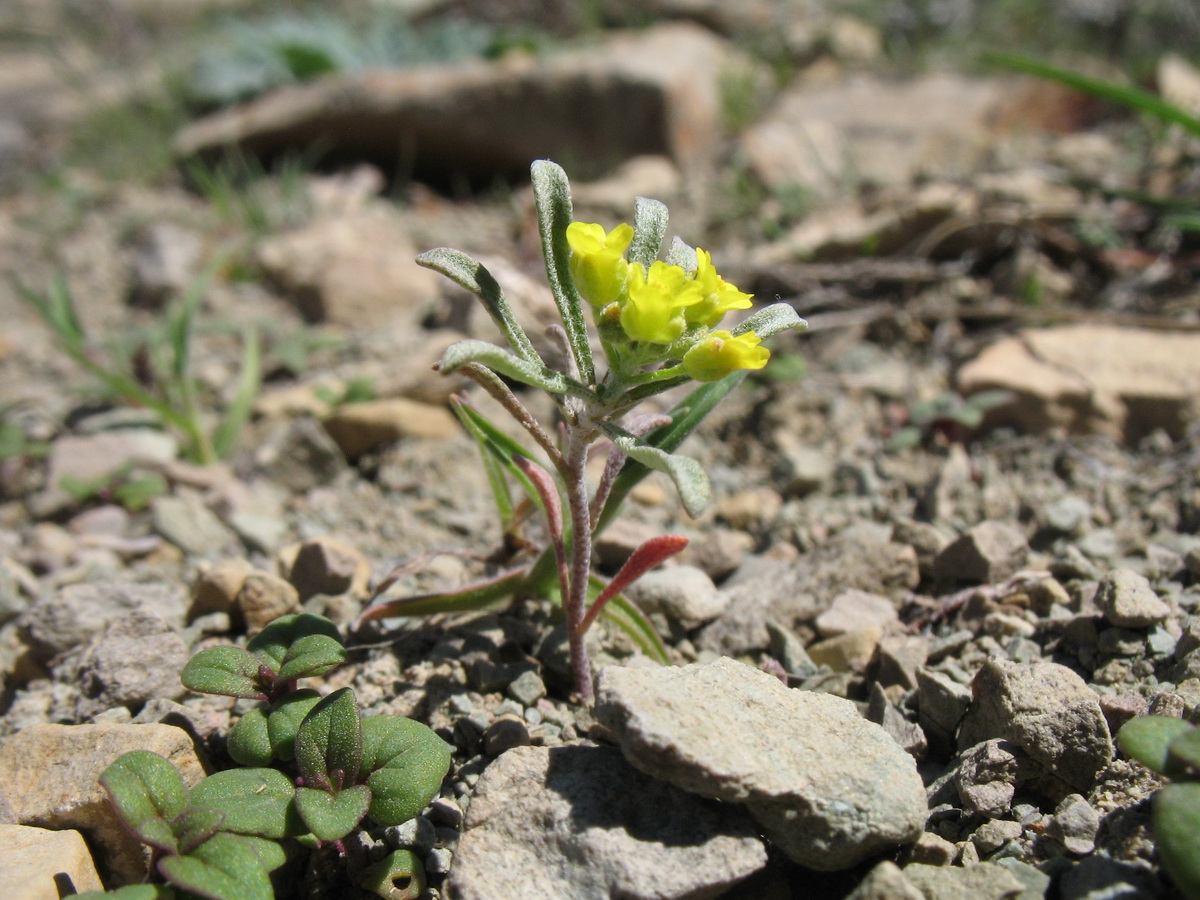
[356,161,806,701]
[80,613,450,900]
[1117,715,1200,899]
[59,463,169,512]
[888,389,1014,451]
[14,261,261,466]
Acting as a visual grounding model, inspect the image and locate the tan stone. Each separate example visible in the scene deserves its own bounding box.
[742,73,1006,196]
[807,626,884,673]
[0,723,208,883]
[0,825,104,899]
[322,398,458,457]
[957,325,1200,441]
[189,557,255,619]
[176,23,745,184]
[287,536,372,601]
[236,571,302,632]
[256,207,440,328]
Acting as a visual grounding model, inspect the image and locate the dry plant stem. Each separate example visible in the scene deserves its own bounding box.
[563,427,595,702]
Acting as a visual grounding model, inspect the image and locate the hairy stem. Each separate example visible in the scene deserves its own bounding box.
[563,427,594,702]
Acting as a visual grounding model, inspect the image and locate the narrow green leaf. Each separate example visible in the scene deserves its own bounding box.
[267,689,323,762]
[294,687,363,790]
[731,302,807,340]
[666,236,698,274]
[190,768,304,839]
[1155,783,1200,899]
[247,613,343,675]
[627,197,668,269]
[182,646,270,700]
[984,52,1200,140]
[593,579,670,665]
[276,633,347,683]
[530,159,595,386]
[1118,716,1195,775]
[416,249,540,364]
[160,831,275,900]
[355,566,528,623]
[211,324,261,460]
[452,399,544,507]
[100,751,189,854]
[361,716,452,827]
[452,398,519,527]
[437,340,594,399]
[358,848,426,900]
[227,706,274,767]
[294,784,372,842]
[596,422,709,518]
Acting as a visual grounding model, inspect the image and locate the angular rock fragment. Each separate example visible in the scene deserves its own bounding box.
[593,657,927,869]
[957,659,1111,792]
[934,521,1029,585]
[450,744,766,900]
[0,723,208,882]
[1094,568,1170,628]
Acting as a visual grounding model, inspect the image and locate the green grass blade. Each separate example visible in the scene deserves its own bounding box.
[356,566,527,623]
[212,324,262,460]
[454,399,543,509]
[589,575,669,664]
[983,52,1200,139]
[452,398,516,527]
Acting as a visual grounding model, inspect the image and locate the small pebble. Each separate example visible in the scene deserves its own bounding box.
[384,816,437,856]
[427,796,464,830]
[506,670,546,706]
[425,847,453,876]
[483,716,531,757]
[970,819,1022,855]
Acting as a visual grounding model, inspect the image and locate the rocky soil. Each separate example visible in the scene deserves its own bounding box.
[2,2,1200,899]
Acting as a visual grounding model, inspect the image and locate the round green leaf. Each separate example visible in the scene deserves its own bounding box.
[173,806,225,856]
[247,613,342,674]
[227,707,274,767]
[190,768,304,840]
[99,751,188,853]
[182,647,269,700]
[294,784,371,843]
[268,689,322,762]
[361,716,452,827]
[1167,726,1200,776]
[295,688,362,790]
[357,849,425,900]
[276,634,346,684]
[159,832,274,900]
[1118,716,1195,775]
[1155,783,1200,900]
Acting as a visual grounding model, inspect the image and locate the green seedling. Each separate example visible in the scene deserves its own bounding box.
[83,614,451,900]
[14,260,261,466]
[888,389,1014,451]
[59,463,168,512]
[356,160,806,701]
[1117,715,1200,899]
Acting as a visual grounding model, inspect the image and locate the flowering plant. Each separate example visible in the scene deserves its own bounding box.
[357,160,805,701]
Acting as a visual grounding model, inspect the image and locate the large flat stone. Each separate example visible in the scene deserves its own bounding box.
[594,657,927,869]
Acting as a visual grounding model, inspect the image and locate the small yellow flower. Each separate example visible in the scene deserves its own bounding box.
[566,221,634,307]
[685,249,754,327]
[620,261,703,345]
[681,330,769,381]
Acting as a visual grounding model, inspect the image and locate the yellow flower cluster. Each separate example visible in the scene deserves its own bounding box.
[565,221,767,381]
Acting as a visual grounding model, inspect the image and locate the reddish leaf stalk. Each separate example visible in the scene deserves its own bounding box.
[578,534,689,633]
